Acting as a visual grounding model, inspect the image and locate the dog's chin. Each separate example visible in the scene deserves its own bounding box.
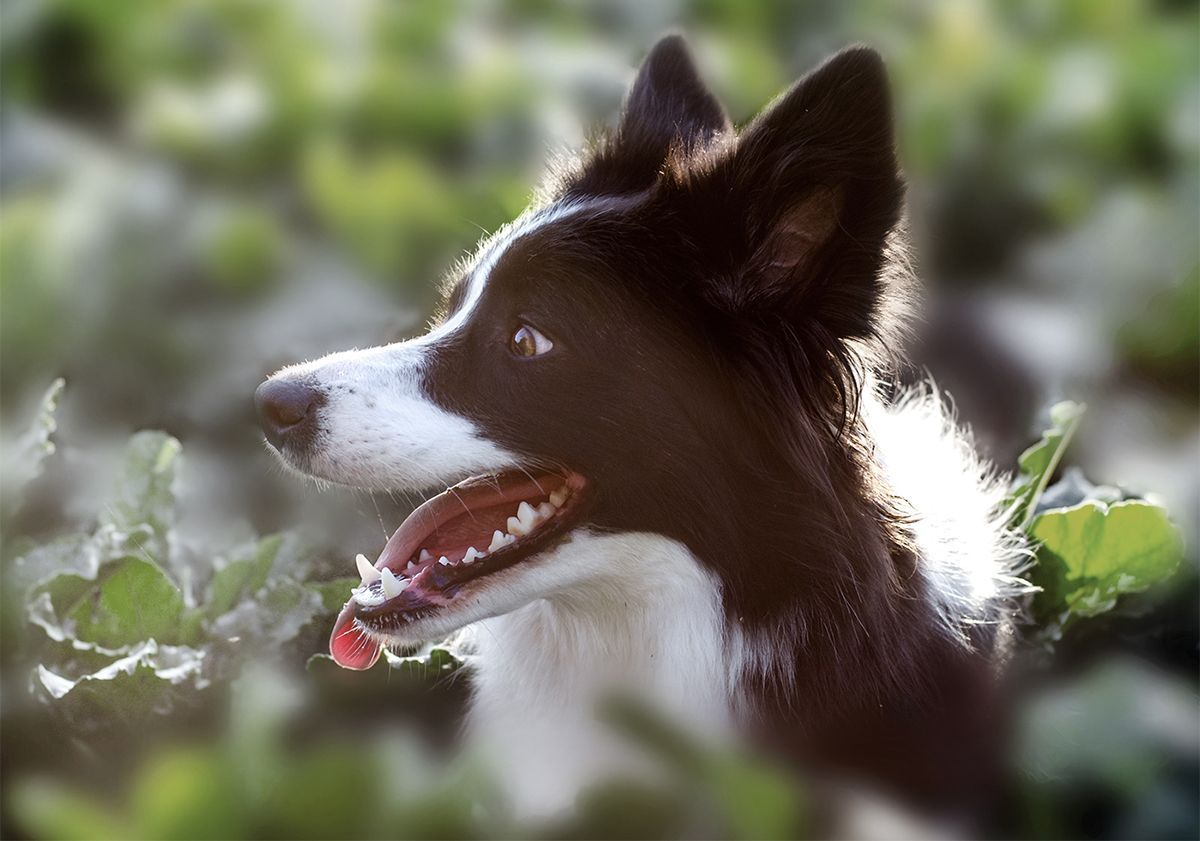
[328,468,592,670]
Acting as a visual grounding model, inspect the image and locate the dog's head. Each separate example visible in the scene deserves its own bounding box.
[255,37,906,668]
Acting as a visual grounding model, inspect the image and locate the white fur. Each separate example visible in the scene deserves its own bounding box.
[265,199,612,490]
[726,387,1026,702]
[458,531,732,818]
[275,341,518,489]
[865,386,1029,642]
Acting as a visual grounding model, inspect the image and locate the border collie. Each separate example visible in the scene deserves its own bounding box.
[256,37,1023,819]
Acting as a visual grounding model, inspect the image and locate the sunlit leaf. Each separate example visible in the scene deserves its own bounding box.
[1030,499,1183,630]
[68,557,186,648]
[310,576,359,613]
[99,431,182,569]
[1007,401,1085,530]
[34,639,207,723]
[207,534,283,619]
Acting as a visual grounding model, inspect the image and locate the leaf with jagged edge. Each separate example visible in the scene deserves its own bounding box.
[34,639,208,725]
[98,431,182,569]
[206,534,283,619]
[1030,499,1183,634]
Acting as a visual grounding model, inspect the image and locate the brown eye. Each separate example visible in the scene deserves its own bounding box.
[510,323,553,357]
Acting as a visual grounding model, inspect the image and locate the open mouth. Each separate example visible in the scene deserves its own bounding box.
[329,468,588,669]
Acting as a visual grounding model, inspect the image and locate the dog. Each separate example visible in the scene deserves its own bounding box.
[256,37,1024,820]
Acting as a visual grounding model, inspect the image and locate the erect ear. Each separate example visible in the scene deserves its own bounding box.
[708,46,906,344]
[574,35,730,195]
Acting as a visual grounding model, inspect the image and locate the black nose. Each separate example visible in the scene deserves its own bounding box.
[254,378,323,450]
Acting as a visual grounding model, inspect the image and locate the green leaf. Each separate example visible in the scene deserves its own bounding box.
[1030,499,1183,629]
[98,431,182,565]
[206,534,283,619]
[1007,401,1085,530]
[311,576,359,613]
[35,640,207,724]
[383,639,468,677]
[68,556,186,648]
[8,532,102,601]
[210,579,323,651]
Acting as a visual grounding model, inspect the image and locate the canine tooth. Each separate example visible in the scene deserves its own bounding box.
[380,567,405,598]
[517,501,538,528]
[356,553,381,583]
[488,530,507,552]
[537,502,556,519]
[463,546,480,564]
[549,488,568,507]
[418,549,432,562]
[438,555,451,566]
[507,515,529,537]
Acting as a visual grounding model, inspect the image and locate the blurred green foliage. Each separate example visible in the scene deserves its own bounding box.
[1,0,1197,838]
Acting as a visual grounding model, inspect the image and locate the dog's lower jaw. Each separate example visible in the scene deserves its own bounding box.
[460,531,734,819]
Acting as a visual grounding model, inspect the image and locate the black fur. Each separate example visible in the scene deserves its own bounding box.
[424,39,1005,815]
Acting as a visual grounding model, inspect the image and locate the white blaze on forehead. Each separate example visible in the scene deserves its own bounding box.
[420,197,616,345]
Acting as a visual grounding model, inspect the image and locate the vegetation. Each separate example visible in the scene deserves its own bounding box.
[1,1,1195,838]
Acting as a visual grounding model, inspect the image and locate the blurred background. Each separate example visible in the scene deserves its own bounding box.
[1,0,1196,838]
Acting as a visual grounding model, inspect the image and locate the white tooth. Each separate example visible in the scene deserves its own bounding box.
[505,533,517,545]
[406,560,418,572]
[418,549,432,562]
[549,488,568,507]
[488,530,507,552]
[438,555,451,566]
[356,553,381,583]
[462,547,480,564]
[380,567,405,598]
[353,587,384,607]
[517,501,538,528]
[507,515,529,537]
[537,502,556,519]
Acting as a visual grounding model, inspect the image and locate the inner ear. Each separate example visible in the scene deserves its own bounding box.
[759,185,845,285]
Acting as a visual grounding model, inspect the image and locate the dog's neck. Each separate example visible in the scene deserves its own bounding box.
[464,530,733,816]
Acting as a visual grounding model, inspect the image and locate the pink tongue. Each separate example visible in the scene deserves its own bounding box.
[330,607,381,670]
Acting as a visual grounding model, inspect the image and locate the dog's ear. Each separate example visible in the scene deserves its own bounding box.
[703,46,906,345]
[574,35,729,195]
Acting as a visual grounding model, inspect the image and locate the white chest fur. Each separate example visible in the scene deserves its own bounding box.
[462,531,733,817]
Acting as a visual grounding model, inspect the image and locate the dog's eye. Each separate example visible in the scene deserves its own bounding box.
[510,323,553,358]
